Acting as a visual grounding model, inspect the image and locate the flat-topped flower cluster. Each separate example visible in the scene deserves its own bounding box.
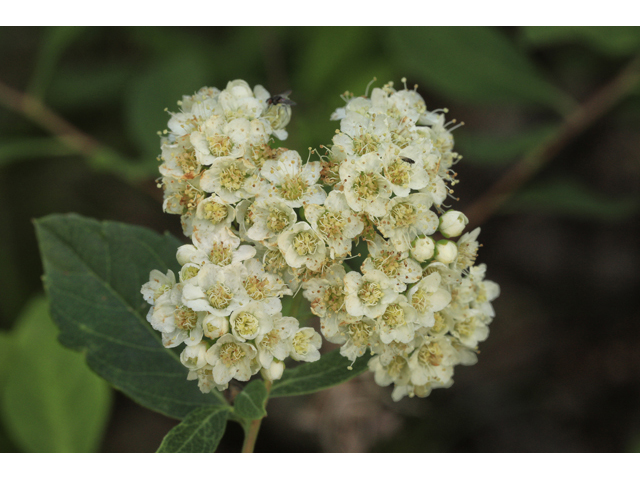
[142,78,499,401]
[142,80,320,393]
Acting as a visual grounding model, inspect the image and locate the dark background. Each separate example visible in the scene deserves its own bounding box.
[1,26,639,452]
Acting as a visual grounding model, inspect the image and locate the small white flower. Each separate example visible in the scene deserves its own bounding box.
[305,191,364,258]
[206,334,257,384]
[162,176,199,215]
[242,258,290,314]
[191,195,235,239]
[468,264,500,318]
[376,193,439,252]
[261,150,326,208]
[334,316,377,362]
[377,296,418,345]
[362,235,422,292]
[159,137,202,181]
[255,314,298,368]
[278,222,327,272]
[302,264,348,338]
[244,198,297,247]
[387,88,427,123]
[333,111,390,157]
[219,80,265,121]
[455,227,481,271]
[229,301,274,342]
[190,116,251,166]
[380,144,429,197]
[177,228,255,268]
[340,152,393,217]
[147,284,205,348]
[408,335,457,387]
[200,157,262,204]
[141,269,176,305]
[182,263,250,316]
[369,353,411,388]
[449,309,489,349]
[187,364,228,394]
[344,270,398,319]
[179,263,201,285]
[289,327,322,362]
[406,272,451,327]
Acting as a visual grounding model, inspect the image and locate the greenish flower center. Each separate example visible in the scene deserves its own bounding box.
[234,312,259,337]
[267,208,290,233]
[352,172,379,201]
[219,165,246,191]
[203,201,228,224]
[382,304,405,328]
[358,281,383,306]
[391,202,417,227]
[317,211,346,240]
[292,331,310,355]
[219,342,245,367]
[206,282,233,309]
[279,175,307,201]
[418,342,443,367]
[353,133,379,155]
[293,231,318,256]
[207,134,233,157]
[175,305,198,330]
[347,321,372,347]
[323,285,345,313]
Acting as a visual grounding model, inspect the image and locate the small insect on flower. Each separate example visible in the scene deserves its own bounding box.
[400,156,415,165]
[267,90,297,106]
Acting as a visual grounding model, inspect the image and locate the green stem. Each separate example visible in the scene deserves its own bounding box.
[241,380,272,453]
[0,79,150,183]
[466,54,640,229]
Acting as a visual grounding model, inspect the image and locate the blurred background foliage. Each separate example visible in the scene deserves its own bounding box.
[0,26,639,452]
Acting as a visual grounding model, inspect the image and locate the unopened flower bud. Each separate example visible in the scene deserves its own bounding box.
[435,239,458,264]
[261,359,285,381]
[438,210,468,238]
[202,314,229,340]
[411,236,435,263]
[180,341,208,370]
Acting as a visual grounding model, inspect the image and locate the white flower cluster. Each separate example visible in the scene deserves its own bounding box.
[142,80,322,393]
[303,79,500,401]
[142,77,500,401]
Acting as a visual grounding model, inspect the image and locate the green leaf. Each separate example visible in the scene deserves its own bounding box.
[0,330,14,390]
[1,296,111,452]
[295,27,376,97]
[521,26,640,57]
[281,293,313,325]
[125,51,210,158]
[233,380,268,421]
[271,349,369,398]
[48,63,132,110]
[157,405,230,453]
[0,138,153,182]
[34,213,226,419]
[28,26,87,100]
[456,123,559,166]
[0,138,72,167]
[387,27,574,114]
[504,178,640,222]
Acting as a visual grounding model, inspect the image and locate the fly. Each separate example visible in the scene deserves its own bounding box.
[267,90,296,106]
